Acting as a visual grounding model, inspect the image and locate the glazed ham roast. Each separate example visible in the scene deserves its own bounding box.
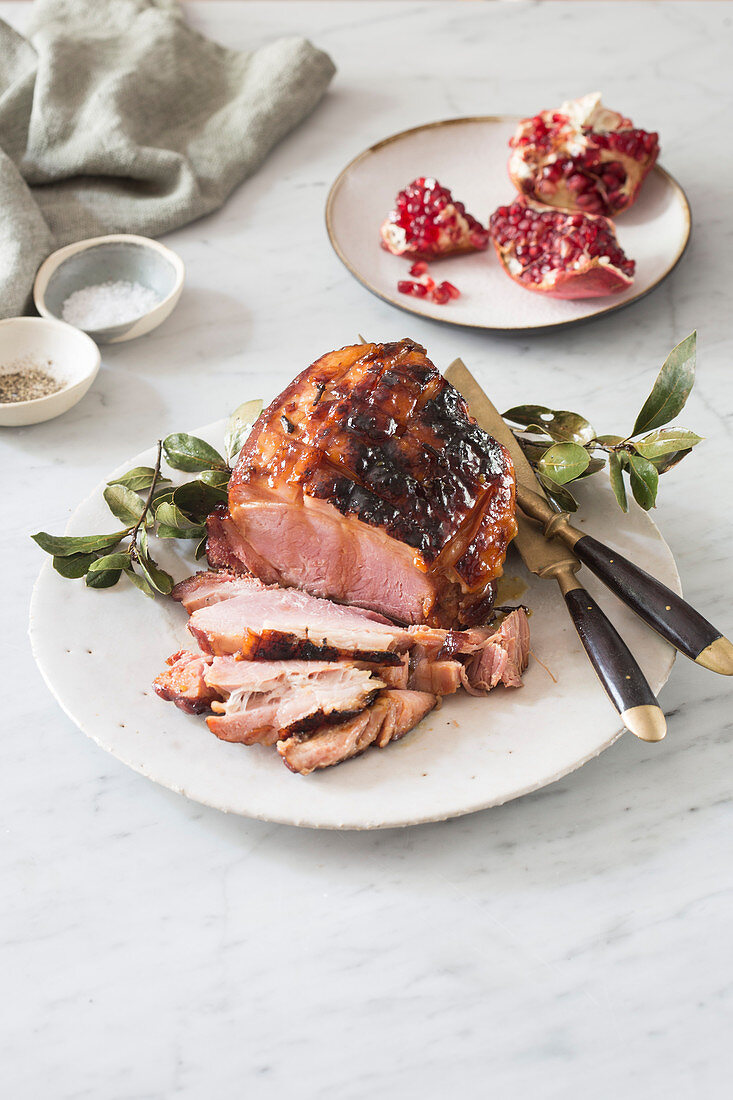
[208,339,517,628]
[154,339,530,774]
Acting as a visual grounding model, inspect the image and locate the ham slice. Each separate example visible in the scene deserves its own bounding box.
[277,690,437,775]
[156,652,385,746]
[214,339,517,627]
[181,573,412,663]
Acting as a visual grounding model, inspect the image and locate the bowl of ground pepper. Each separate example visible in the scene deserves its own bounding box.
[0,317,101,427]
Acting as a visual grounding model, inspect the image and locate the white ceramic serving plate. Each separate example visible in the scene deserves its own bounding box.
[34,234,185,344]
[326,117,691,333]
[29,418,680,830]
[0,317,101,427]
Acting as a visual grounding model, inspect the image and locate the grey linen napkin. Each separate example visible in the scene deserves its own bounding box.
[0,0,335,319]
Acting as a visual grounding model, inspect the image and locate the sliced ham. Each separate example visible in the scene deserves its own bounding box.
[154,650,216,714]
[277,689,437,775]
[184,574,413,662]
[204,659,383,745]
[216,339,517,627]
[462,608,531,693]
[169,571,530,697]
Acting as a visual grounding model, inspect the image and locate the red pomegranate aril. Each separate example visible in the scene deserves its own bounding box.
[439,281,460,300]
[489,197,635,300]
[397,280,421,297]
[431,284,450,305]
[508,94,660,217]
[409,261,428,277]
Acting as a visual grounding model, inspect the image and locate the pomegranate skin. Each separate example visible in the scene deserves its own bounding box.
[508,93,660,218]
[489,199,635,300]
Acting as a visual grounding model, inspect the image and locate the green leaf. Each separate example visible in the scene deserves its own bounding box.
[628,453,659,510]
[537,443,591,485]
[536,473,579,512]
[137,530,174,595]
[194,533,209,561]
[650,447,693,475]
[632,331,696,435]
[52,552,98,578]
[85,567,122,589]
[197,468,231,491]
[108,466,171,493]
[608,452,628,513]
[504,405,596,445]
[575,455,606,479]
[103,484,146,526]
[155,501,206,540]
[632,427,703,460]
[172,479,227,522]
[124,565,155,598]
[32,530,128,557]
[87,552,132,574]
[595,434,625,446]
[163,433,226,472]
[225,399,263,464]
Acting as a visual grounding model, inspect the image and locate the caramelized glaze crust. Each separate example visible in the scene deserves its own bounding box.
[227,339,517,626]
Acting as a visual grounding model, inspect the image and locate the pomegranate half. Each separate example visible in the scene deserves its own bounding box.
[508,93,659,217]
[489,199,635,299]
[380,177,490,259]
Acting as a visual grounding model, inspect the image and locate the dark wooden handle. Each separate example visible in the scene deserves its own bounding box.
[564,586,662,731]
[573,534,721,662]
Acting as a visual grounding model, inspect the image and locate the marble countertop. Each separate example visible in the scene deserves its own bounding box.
[3,2,732,1096]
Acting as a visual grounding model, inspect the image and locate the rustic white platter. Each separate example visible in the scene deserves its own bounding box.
[29,419,680,830]
[326,117,691,333]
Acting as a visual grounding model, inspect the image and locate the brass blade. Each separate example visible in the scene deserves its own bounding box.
[444,358,579,579]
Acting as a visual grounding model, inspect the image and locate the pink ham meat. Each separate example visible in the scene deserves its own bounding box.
[172,572,530,698]
[277,690,438,775]
[175,572,412,663]
[155,654,385,745]
[209,339,517,628]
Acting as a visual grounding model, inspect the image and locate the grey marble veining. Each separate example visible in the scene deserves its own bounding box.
[1,2,732,1097]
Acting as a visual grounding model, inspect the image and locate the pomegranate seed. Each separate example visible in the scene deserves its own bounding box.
[431,284,450,305]
[409,261,428,277]
[439,280,460,300]
[397,280,419,296]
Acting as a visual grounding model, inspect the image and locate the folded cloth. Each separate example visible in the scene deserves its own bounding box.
[0,0,335,319]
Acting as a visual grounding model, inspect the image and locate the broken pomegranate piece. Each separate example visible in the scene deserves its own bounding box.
[489,199,635,299]
[381,177,490,259]
[508,93,659,217]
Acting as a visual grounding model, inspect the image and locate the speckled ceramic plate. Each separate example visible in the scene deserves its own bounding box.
[29,418,680,830]
[326,117,691,333]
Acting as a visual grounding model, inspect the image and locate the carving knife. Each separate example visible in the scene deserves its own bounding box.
[444,357,667,743]
[444,360,733,677]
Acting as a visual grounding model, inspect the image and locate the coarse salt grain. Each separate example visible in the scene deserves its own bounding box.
[61,280,159,330]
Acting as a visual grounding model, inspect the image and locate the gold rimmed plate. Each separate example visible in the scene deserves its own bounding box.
[326,117,691,334]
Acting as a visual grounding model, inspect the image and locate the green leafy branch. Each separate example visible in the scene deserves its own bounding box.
[504,332,703,513]
[32,399,262,596]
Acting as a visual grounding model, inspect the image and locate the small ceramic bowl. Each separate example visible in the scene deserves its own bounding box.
[34,234,185,344]
[0,317,101,427]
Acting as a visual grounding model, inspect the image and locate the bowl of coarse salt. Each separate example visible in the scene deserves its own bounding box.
[0,317,101,427]
[33,234,185,344]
